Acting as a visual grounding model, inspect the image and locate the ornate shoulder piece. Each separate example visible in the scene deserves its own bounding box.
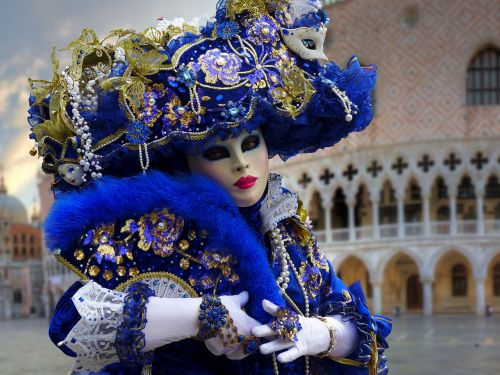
[54,204,240,297]
[259,173,298,234]
[54,207,185,289]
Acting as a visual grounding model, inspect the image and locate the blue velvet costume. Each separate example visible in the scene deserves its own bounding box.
[46,171,391,374]
[27,1,391,373]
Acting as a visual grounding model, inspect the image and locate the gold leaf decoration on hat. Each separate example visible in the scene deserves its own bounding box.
[271,64,316,119]
[226,0,288,19]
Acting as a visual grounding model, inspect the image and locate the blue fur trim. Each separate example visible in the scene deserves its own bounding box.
[44,170,284,321]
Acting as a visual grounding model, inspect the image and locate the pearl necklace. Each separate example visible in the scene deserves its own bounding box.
[270,226,310,375]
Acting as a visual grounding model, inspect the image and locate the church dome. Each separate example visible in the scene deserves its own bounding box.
[0,175,28,224]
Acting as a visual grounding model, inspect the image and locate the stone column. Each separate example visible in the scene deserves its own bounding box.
[372,200,380,240]
[397,194,405,239]
[449,185,458,236]
[372,281,382,314]
[370,190,380,240]
[476,194,485,235]
[422,279,433,316]
[347,196,356,242]
[422,193,431,237]
[475,277,486,316]
[323,199,333,244]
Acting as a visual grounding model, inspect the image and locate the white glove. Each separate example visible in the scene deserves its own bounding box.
[143,291,261,358]
[142,295,202,351]
[205,292,262,360]
[252,300,358,363]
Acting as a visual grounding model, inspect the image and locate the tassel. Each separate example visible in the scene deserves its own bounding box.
[368,331,379,375]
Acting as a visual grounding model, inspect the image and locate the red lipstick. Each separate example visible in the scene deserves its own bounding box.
[233,175,258,189]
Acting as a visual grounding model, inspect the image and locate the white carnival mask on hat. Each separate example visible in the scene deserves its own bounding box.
[58,163,85,186]
[281,26,328,63]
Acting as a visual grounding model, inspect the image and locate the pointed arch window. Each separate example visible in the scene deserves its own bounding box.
[466,47,500,105]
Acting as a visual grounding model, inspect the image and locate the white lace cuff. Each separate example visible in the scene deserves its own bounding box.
[57,281,127,373]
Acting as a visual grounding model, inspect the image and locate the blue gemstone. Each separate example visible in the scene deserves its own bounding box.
[216,95,223,101]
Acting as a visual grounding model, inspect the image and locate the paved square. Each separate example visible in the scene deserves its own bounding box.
[0,315,498,374]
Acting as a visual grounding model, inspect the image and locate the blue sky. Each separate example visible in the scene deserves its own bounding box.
[0,0,217,213]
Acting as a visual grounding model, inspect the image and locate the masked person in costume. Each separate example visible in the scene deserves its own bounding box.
[28,1,391,374]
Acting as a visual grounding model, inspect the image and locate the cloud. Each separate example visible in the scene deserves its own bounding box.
[0,0,217,211]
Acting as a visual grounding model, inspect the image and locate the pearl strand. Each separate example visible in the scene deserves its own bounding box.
[138,143,150,173]
[62,70,102,182]
[271,225,310,375]
[321,78,358,122]
[271,228,290,292]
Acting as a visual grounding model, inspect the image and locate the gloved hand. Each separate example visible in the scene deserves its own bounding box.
[252,300,358,363]
[205,291,262,360]
[143,291,260,355]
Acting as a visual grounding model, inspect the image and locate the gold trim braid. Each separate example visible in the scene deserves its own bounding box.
[55,254,88,281]
[115,271,198,297]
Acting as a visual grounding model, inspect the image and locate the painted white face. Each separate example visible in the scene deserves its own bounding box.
[187,129,269,207]
[58,163,84,186]
[281,27,328,63]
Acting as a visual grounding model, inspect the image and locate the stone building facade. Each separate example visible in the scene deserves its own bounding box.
[0,172,44,319]
[272,0,500,316]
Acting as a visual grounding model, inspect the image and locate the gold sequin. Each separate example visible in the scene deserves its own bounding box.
[187,230,197,241]
[126,251,134,260]
[116,255,124,265]
[103,270,113,281]
[180,258,190,270]
[89,265,100,277]
[179,239,190,251]
[189,276,197,286]
[117,266,127,277]
[129,267,140,277]
[74,249,85,261]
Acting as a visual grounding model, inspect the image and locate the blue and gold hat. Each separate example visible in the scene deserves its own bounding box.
[28,0,376,187]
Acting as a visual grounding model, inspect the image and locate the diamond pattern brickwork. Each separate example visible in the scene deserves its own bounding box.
[287,0,500,165]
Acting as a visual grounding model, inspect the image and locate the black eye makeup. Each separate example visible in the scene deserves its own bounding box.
[241,135,260,152]
[202,146,230,161]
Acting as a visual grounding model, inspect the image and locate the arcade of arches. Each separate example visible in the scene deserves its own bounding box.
[336,251,500,315]
[307,173,500,240]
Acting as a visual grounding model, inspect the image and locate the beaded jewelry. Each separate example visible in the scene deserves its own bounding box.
[197,295,245,348]
[198,295,231,339]
[269,306,302,342]
[269,223,312,375]
[241,335,261,355]
[61,69,104,182]
[314,316,337,358]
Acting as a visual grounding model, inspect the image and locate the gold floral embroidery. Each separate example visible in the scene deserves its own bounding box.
[122,207,184,257]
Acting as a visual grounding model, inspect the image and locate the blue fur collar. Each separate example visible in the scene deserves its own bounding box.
[44,170,284,321]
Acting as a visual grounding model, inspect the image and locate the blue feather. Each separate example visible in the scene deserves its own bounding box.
[44,170,284,321]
